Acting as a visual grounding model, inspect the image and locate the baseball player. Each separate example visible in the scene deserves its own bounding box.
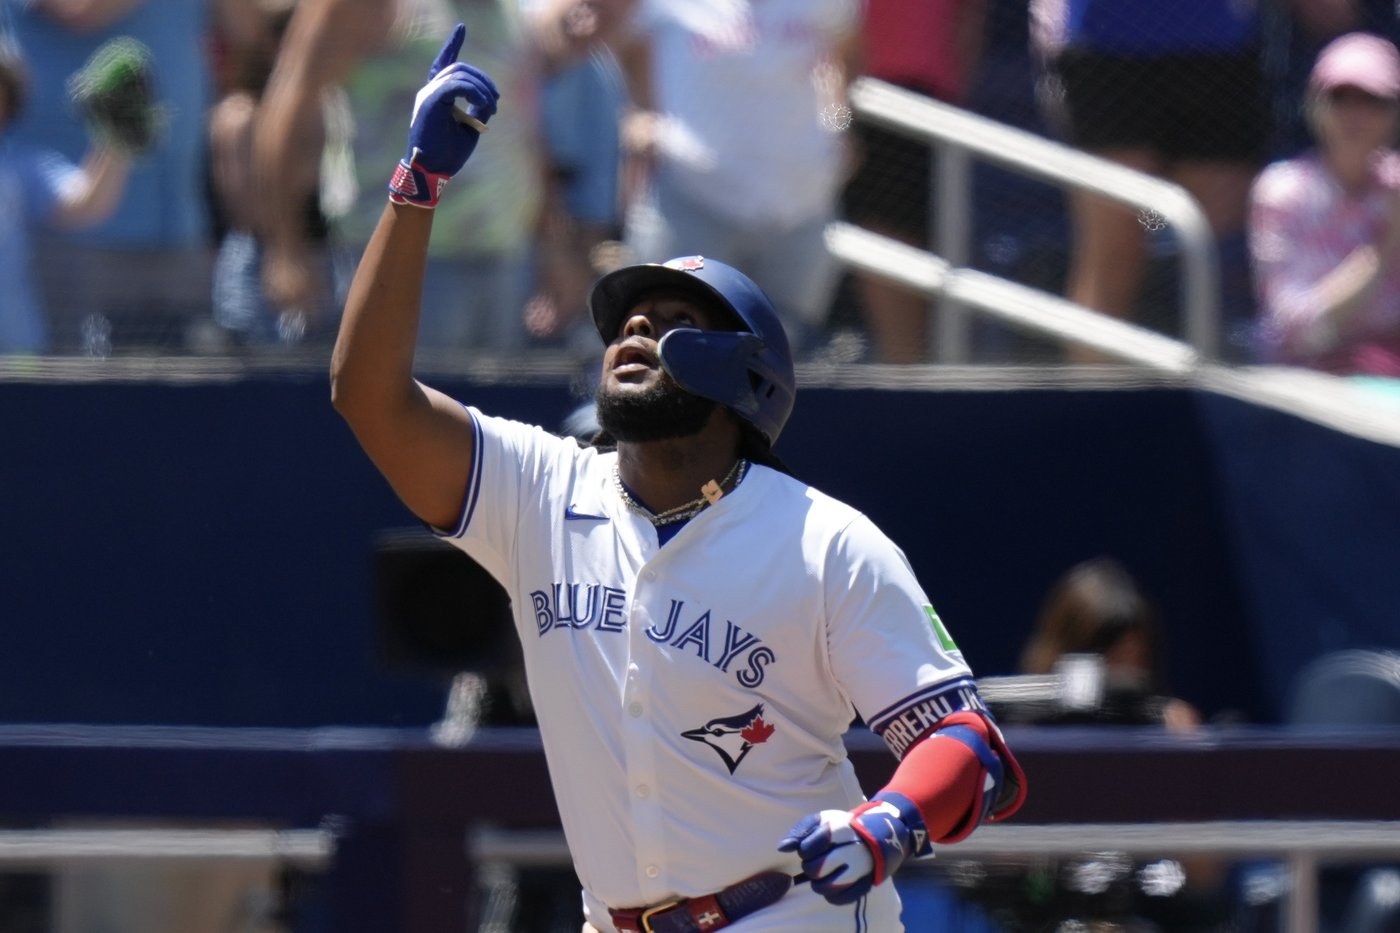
[331,25,1026,933]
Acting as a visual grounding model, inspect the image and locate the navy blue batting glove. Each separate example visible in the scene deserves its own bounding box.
[777,797,920,905]
[388,23,500,208]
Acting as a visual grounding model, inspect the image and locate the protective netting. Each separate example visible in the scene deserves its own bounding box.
[5,2,1375,369]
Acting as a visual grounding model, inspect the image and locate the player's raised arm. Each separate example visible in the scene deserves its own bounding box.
[329,24,500,530]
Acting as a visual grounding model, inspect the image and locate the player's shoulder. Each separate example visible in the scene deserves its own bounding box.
[747,465,868,532]
[467,406,609,478]
[470,407,587,449]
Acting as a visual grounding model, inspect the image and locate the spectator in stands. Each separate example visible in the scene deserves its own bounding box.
[207,0,340,349]
[255,0,620,356]
[256,0,544,355]
[1020,555,1202,731]
[0,39,132,355]
[1266,0,1400,159]
[614,0,860,356]
[1248,32,1400,376]
[521,0,634,350]
[840,0,989,364]
[991,556,1236,931]
[957,0,1074,365]
[5,0,220,354]
[1031,0,1266,362]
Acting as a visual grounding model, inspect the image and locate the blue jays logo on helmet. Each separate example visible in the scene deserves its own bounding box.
[681,703,775,774]
[588,256,797,445]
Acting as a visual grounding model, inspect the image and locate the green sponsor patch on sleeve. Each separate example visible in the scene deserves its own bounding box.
[925,604,959,652]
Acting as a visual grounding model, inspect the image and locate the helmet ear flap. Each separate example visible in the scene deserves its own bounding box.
[591,257,796,443]
[659,328,767,425]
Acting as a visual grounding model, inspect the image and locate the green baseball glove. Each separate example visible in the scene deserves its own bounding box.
[67,36,164,156]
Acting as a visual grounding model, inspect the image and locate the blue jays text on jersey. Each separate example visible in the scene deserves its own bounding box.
[530,584,776,687]
[531,582,629,633]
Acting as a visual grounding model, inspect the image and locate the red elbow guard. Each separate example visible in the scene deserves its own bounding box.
[880,711,1027,845]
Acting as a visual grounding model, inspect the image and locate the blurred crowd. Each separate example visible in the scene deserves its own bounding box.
[2,0,1400,375]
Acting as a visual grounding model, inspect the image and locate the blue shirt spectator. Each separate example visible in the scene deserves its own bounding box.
[1031,0,1266,361]
[1058,0,1255,54]
[6,0,209,248]
[541,51,624,230]
[4,0,216,352]
[0,139,71,352]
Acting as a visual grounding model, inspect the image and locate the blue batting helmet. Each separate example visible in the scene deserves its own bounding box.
[589,256,796,445]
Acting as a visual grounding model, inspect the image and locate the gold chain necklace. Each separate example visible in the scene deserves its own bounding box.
[613,459,749,527]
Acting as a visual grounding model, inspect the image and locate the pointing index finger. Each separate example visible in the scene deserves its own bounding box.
[428,23,466,79]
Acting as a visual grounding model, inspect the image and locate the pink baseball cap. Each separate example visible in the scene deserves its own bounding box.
[1310,32,1400,99]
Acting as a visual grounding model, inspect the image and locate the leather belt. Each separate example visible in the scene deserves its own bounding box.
[609,870,795,933]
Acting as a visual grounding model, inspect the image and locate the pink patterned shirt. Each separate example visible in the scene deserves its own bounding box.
[1249,150,1400,375]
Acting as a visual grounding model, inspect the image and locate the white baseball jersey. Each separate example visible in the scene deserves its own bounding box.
[436,409,982,931]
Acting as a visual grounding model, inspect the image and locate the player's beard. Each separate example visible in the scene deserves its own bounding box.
[594,370,718,443]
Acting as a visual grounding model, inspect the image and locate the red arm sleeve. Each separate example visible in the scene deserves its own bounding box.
[877,711,1026,844]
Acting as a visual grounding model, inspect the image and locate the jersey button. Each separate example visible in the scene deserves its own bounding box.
[645,865,660,879]
[636,784,649,798]
[642,569,657,581]
[628,702,644,717]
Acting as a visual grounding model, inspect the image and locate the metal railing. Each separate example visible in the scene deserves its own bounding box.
[824,222,1200,374]
[469,822,1400,933]
[834,78,1222,364]
[0,828,334,869]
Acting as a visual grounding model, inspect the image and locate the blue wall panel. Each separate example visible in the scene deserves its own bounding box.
[3,373,1395,727]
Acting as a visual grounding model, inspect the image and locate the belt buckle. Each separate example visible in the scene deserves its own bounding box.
[639,899,682,933]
